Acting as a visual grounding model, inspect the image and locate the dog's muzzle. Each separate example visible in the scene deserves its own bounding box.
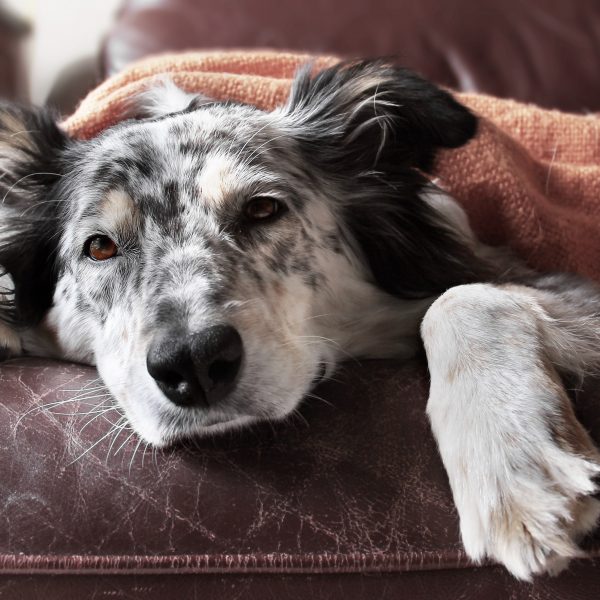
[146,324,243,407]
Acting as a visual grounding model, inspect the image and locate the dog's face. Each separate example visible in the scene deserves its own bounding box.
[49,101,382,443]
[0,61,482,446]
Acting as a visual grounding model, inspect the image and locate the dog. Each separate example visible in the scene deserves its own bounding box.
[0,60,599,580]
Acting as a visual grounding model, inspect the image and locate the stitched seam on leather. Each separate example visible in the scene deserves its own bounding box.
[0,550,476,574]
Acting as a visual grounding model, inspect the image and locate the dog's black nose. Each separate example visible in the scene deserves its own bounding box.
[146,325,243,407]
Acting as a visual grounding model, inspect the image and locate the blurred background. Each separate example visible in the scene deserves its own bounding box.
[1,0,599,115]
[4,0,120,104]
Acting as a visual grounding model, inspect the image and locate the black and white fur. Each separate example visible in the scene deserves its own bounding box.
[0,61,599,580]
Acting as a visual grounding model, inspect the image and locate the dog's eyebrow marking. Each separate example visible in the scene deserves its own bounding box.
[196,150,290,210]
[196,152,239,205]
[98,188,137,230]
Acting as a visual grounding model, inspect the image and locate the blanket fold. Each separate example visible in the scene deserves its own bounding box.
[64,51,600,282]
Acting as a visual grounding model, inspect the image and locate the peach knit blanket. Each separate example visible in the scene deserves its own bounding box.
[64,51,600,282]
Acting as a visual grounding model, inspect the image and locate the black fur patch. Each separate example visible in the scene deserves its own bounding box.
[283,59,488,297]
[286,59,477,172]
[0,104,71,325]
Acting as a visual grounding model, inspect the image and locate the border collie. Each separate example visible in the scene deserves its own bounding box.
[1,60,599,579]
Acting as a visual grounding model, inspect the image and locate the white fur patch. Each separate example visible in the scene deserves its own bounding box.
[126,77,202,119]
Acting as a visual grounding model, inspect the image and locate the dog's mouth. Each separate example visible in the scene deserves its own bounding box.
[155,411,265,447]
[160,361,330,439]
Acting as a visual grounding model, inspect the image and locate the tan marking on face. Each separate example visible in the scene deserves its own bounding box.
[197,153,239,206]
[99,188,137,231]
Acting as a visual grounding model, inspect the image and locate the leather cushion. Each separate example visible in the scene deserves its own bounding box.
[0,357,599,597]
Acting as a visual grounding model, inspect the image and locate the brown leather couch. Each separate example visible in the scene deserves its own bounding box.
[0,3,29,102]
[2,1,600,598]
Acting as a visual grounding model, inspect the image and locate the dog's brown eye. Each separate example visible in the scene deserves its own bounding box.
[244,196,282,221]
[85,235,118,261]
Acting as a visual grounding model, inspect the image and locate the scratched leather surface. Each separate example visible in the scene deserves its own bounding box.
[0,358,599,598]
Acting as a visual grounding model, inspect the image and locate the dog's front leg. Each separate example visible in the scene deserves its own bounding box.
[421,283,600,580]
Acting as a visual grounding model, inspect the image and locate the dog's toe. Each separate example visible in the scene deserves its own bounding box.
[459,450,600,580]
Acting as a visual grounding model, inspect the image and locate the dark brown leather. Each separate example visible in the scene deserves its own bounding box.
[103,0,600,112]
[0,358,599,597]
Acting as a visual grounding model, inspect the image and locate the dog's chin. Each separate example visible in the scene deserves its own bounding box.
[120,393,302,448]
[131,413,280,448]
[173,414,262,443]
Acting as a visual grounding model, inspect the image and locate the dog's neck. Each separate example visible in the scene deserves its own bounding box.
[314,278,435,362]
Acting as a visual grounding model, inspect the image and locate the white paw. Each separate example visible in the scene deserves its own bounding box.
[457,446,600,580]
[422,282,600,580]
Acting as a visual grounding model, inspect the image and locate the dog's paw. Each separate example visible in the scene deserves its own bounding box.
[458,444,600,580]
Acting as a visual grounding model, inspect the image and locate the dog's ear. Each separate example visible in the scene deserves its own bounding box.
[281,61,487,298]
[0,104,71,327]
[281,59,477,172]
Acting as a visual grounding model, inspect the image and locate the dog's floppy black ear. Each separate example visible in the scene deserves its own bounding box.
[0,103,70,326]
[281,61,488,298]
[282,59,476,172]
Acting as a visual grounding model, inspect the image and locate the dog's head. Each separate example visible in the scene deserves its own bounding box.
[0,60,482,445]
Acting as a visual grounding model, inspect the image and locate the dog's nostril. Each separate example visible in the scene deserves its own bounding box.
[159,370,184,389]
[191,325,243,393]
[208,360,237,381]
[208,358,240,385]
[146,346,205,408]
[162,374,193,398]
